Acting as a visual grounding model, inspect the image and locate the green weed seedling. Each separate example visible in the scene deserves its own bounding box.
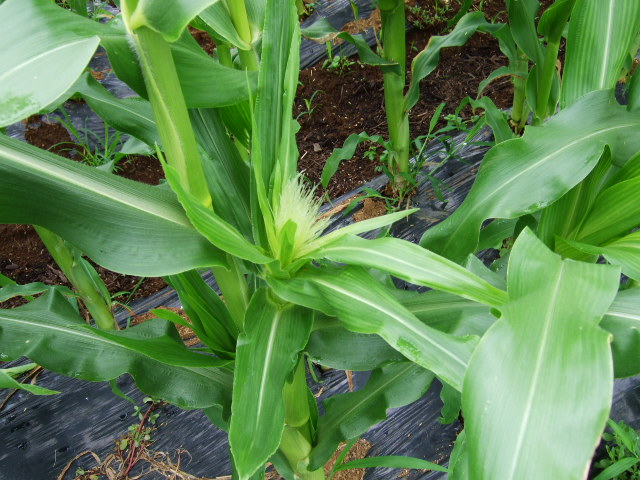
[297,89,323,120]
[594,419,640,480]
[321,42,356,75]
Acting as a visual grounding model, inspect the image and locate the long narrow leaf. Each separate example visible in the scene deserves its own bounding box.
[463,229,620,480]
[308,362,434,470]
[229,289,313,480]
[561,0,640,108]
[272,267,476,391]
[420,90,640,263]
[0,0,101,126]
[316,235,508,307]
[0,291,233,410]
[0,135,226,275]
[601,287,640,378]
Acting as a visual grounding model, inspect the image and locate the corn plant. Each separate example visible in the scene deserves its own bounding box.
[1,1,639,479]
[303,3,510,198]
[476,0,640,134]
[0,0,507,478]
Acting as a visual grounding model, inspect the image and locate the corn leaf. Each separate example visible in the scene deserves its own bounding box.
[0,291,233,410]
[561,0,640,108]
[308,362,434,470]
[0,364,59,396]
[191,108,253,239]
[575,176,640,246]
[301,18,399,72]
[123,0,221,42]
[397,289,495,337]
[0,135,225,275]
[73,73,160,148]
[272,267,476,391]
[197,3,249,49]
[505,0,543,65]
[420,90,640,263]
[229,289,313,480]
[463,229,620,480]
[405,13,508,112]
[563,232,640,282]
[306,320,405,371]
[316,235,508,307]
[0,0,100,127]
[601,287,640,378]
[165,270,238,356]
[163,163,273,264]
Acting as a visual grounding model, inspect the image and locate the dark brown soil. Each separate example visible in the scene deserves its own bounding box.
[1,1,524,309]
[296,2,514,200]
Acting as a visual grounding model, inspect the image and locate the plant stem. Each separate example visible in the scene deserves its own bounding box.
[131,26,212,208]
[35,227,115,330]
[212,256,249,331]
[379,0,410,187]
[225,0,260,71]
[533,38,561,125]
[279,357,324,479]
[511,49,529,131]
[217,43,233,68]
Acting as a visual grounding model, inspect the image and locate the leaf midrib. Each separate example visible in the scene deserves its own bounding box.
[506,265,564,478]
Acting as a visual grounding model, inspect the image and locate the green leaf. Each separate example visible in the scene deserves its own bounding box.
[537,148,612,249]
[309,363,433,470]
[197,2,249,49]
[575,176,640,246]
[163,163,273,264]
[420,90,640,263]
[537,0,575,41]
[463,229,620,480]
[0,135,226,276]
[397,289,495,337]
[275,266,476,391]
[448,430,470,480]
[593,457,640,480]
[469,97,515,144]
[561,0,640,108]
[301,18,399,72]
[438,382,461,425]
[506,0,543,65]
[315,235,508,307]
[191,108,253,240]
[333,455,448,473]
[601,287,640,378]
[252,0,299,202]
[0,291,233,410]
[405,12,507,112]
[72,72,160,148]
[0,282,74,303]
[563,232,640,282]
[169,31,258,108]
[0,0,100,127]
[306,321,405,371]
[229,289,313,480]
[0,363,59,396]
[165,270,237,356]
[123,0,220,42]
[321,132,385,188]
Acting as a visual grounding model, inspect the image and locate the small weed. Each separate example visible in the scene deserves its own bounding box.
[297,89,323,120]
[407,1,454,31]
[322,42,355,75]
[594,419,640,480]
[52,109,125,171]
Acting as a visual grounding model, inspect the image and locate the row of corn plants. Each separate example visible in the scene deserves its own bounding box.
[0,0,639,479]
